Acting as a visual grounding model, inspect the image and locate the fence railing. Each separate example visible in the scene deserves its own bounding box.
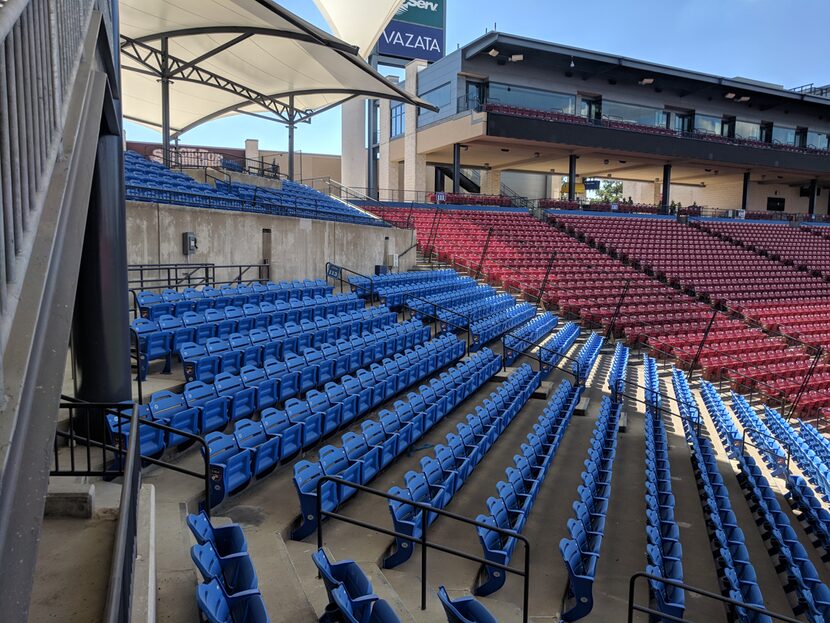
[627,571,801,623]
[316,475,532,623]
[0,0,95,329]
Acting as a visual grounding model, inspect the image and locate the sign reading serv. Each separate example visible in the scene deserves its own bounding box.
[378,0,445,63]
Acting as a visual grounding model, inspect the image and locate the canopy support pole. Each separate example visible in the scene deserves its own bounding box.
[160,36,171,167]
[287,95,296,181]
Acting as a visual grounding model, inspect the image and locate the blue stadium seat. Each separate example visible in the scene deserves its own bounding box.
[205,432,253,506]
[191,541,258,595]
[437,586,498,623]
[233,419,280,478]
[196,578,270,623]
[187,511,247,557]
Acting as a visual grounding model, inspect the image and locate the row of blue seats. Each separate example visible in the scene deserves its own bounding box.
[800,421,830,479]
[136,279,333,319]
[643,367,685,620]
[644,355,661,413]
[539,322,581,377]
[406,285,496,320]
[372,277,476,308]
[700,383,744,455]
[290,342,492,540]
[312,548,497,623]
[476,377,576,596]
[385,364,540,569]
[739,454,830,621]
[186,511,270,622]
[764,407,830,504]
[134,306,392,381]
[204,334,463,507]
[607,342,629,401]
[706,390,830,620]
[349,269,457,293]
[312,548,399,623]
[786,475,830,560]
[111,328,445,464]
[439,293,517,331]
[730,392,787,476]
[673,368,770,622]
[559,395,620,621]
[179,317,424,385]
[571,333,604,384]
[503,312,558,366]
[469,302,535,351]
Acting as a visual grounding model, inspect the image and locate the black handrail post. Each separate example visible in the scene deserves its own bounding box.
[535,252,557,310]
[421,509,428,611]
[474,227,494,280]
[522,542,530,623]
[688,308,719,381]
[605,279,631,339]
[787,346,823,420]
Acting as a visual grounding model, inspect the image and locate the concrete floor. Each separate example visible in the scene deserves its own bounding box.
[28,516,116,623]
[79,317,830,623]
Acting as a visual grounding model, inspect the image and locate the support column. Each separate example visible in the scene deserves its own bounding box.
[808,179,818,216]
[73,135,132,416]
[479,169,501,196]
[452,143,462,194]
[434,167,445,192]
[567,154,577,202]
[287,95,295,181]
[160,37,171,167]
[366,53,379,200]
[827,186,830,216]
[377,96,398,201]
[741,171,750,212]
[403,60,428,201]
[661,163,672,211]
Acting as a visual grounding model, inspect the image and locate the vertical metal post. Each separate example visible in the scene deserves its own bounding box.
[420,510,428,611]
[474,227,494,280]
[536,252,557,310]
[788,347,823,419]
[661,163,672,211]
[287,95,296,181]
[741,171,750,212]
[808,179,818,217]
[452,143,461,194]
[366,52,379,200]
[160,37,171,168]
[606,279,631,339]
[688,309,718,381]
[567,155,577,202]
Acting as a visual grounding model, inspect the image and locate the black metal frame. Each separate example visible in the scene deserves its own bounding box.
[53,396,212,518]
[316,475,532,623]
[324,262,375,301]
[627,571,801,623]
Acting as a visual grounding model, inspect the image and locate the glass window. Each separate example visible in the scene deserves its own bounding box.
[465,81,484,111]
[694,114,722,135]
[807,130,829,150]
[419,83,451,112]
[602,100,664,127]
[488,83,575,114]
[672,112,693,133]
[772,125,796,146]
[390,103,405,138]
[734,120,761,141]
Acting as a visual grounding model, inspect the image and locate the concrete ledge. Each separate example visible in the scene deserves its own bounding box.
[44,479,95,518]
[131,484,157,623]
[619,411,628,433]
[574,396,591,416]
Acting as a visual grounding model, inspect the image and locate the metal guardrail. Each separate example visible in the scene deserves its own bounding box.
[627,571,801,623]
[315,475,532,623]
[0,0,95,322]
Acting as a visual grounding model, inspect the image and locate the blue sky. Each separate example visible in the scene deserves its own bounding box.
[124,0,830,154]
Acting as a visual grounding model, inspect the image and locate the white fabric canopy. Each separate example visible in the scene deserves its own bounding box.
[313,0,401,59]
[119,0,433,135]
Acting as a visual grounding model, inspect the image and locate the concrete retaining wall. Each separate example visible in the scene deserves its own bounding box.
[126,201,417,282]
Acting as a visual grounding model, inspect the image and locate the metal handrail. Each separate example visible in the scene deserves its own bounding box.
[315,475,532,623]
[627,571,801,623]
[55,396,212,517]
[103,403,141,623]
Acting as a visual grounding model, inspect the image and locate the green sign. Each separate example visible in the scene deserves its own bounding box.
[395,0,445,29]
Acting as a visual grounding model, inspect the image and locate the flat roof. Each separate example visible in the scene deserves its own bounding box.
[464,32,830,111]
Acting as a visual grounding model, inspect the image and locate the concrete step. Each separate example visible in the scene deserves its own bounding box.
[154,501,199,623]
